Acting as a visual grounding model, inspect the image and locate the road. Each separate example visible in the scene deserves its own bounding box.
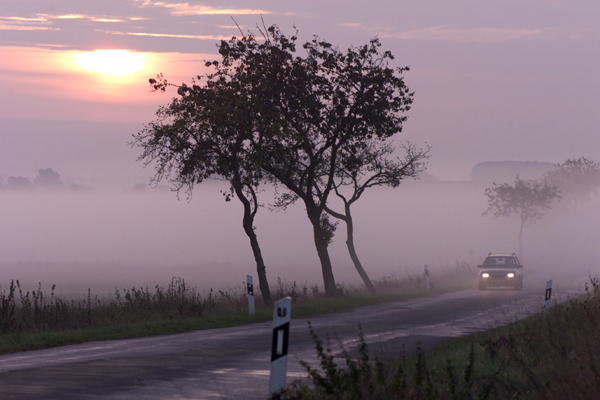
[0,274,584,400]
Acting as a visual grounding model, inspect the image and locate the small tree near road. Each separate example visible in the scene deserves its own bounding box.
[484,175,561,259]
[132,74,274,304]
[323,141,429,293]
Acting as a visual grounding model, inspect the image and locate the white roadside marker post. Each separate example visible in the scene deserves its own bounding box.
[544,279,552,313]
[269,296,292,397]
[247,274,255,315]
[424,265,431,289]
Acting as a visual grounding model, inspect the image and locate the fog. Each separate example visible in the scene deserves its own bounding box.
[1,179,598,296]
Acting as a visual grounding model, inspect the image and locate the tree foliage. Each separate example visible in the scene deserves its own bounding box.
[323,141,430,293]
[6,176,32,190]
[134,25,414,297]
[35,168,64,189]
[484,175,561,257]
[544,157,600,204]
[238,26,414,296]
[133,48,273,302]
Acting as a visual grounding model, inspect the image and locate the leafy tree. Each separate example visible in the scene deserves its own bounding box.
[132,73,273,303]
[7,176,33,190]
[484,175,561,258]
[323,141,429,293]
[222,27,413,296]
[202,26,340,296]
[544,157,600,204]
[136,25,413,297]
[34,168,64,189]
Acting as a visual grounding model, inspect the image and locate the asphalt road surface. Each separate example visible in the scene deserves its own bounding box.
[0,273,585,400]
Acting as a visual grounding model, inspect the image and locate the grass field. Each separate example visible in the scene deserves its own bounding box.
[0,261,475,355]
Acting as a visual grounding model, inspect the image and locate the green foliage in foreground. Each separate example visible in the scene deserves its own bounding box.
[275,277,600,400]
[0,263,474,354]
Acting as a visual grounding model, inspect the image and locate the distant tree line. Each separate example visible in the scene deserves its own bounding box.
[471,161,554,182]
[544,157,600,204]
[0,168,93,192]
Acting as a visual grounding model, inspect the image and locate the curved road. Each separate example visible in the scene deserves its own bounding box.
[0,273,584,400]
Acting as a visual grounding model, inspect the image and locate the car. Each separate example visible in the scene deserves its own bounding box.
[477,253,523,291]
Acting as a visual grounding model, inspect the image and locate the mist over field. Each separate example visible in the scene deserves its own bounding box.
[1,177,598,296]
[0,0,598,306]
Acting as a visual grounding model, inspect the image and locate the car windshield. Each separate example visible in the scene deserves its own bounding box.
[483,257,516,267]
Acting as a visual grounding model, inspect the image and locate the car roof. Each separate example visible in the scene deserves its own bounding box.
[487,253,517,257]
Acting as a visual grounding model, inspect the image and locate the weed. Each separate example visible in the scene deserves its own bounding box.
[0,277,219,334]
[0,263,476,354]
[280,276,600,400]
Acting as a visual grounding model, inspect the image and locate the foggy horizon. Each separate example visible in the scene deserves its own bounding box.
[1,1,598,296]
[1,176,598,296]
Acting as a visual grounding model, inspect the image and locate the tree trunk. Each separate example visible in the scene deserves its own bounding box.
[242,218,273,304]
[234,183,273,304]
[344,204,376,294]
[518,218,525,262]
[308,208,338,297]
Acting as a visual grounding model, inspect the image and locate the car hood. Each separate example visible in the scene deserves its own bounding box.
[480,267,521,273]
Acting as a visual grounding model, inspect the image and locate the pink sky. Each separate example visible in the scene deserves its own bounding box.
[1,0,599,182]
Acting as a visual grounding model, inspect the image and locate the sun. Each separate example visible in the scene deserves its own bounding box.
[74,49,146,76]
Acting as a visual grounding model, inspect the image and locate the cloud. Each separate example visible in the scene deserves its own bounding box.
[0,15,53,31]
[0,23,56,31]
[134,1,271,16]
[0,14,137,31]
[40,14,127,23]
[338,23,363,29]
[102,30,224,41]
[3,17,48,22]
[91,18,127,23]
[381,26,548,43]
[54,14,88,20]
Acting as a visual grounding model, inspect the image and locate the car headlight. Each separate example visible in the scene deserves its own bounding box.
[482,273,489,278]
[507,273,515,278]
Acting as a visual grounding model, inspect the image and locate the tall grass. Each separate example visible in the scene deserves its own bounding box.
[0,262,474,336]
[0,277,248,334]
[275,276,600,400]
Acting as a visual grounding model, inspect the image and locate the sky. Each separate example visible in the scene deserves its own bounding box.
[1,0,599,182]
[0,1,599,290]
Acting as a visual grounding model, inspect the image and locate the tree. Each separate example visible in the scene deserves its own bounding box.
[544,157,600,205]
[136,25,413,297]
[35,168,64,189]
[220,27,413,296]
[7,176,33,190]
[323,141,429,293]
[132,73,274,303]
[484,175,561,258]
